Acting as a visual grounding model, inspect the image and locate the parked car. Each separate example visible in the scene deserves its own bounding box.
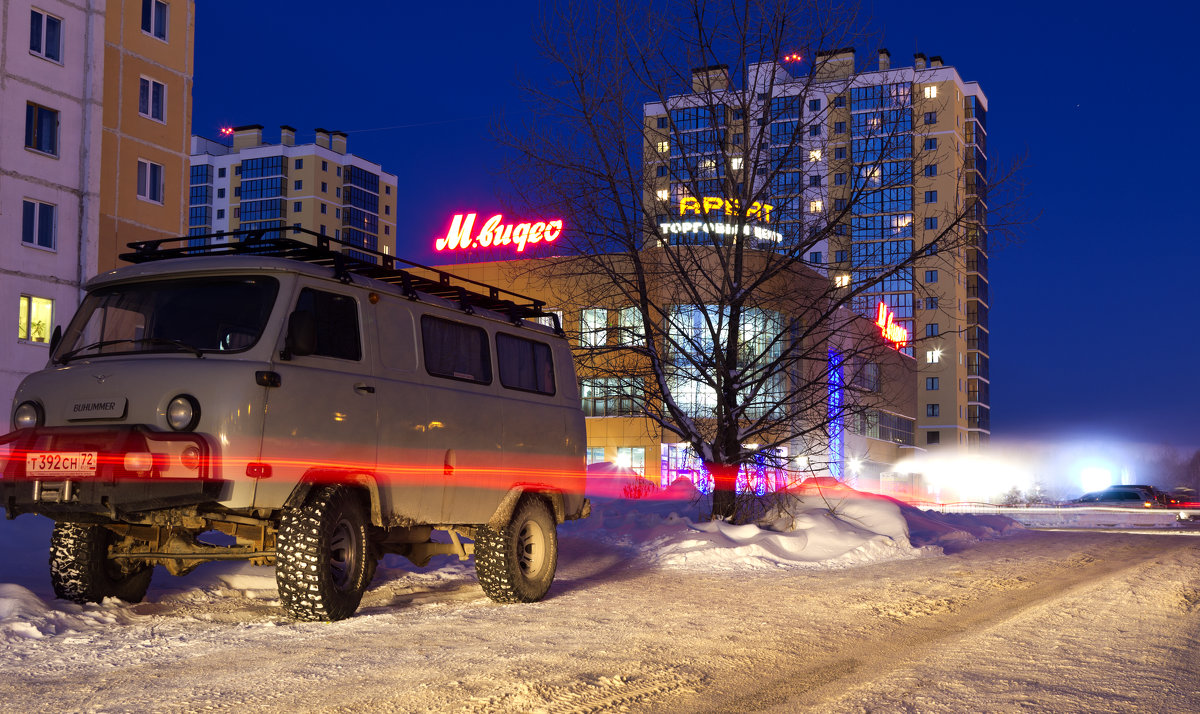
[1,228,590,621]
[1070,488,1158,508]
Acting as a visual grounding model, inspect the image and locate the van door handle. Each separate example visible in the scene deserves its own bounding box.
[354,383,375,394]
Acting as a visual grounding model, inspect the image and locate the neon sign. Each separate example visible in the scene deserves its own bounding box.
[678,197,774,223]
[435,213,563,254]
[874,302,909,349]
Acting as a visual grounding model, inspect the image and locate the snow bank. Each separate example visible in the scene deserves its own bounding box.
[0,583,140,642]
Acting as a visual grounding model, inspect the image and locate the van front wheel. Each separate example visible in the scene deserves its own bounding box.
[276,485,374,621]
[475,495,558,603]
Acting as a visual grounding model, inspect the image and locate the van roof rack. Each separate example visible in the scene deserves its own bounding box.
[119,227,558,327]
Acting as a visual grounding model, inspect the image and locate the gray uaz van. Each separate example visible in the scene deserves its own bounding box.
[0,228,589,621]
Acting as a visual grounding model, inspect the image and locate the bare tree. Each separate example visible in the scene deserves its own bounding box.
[498,0,1022,519]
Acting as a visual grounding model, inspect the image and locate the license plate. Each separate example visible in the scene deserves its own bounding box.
[26,452,98,478]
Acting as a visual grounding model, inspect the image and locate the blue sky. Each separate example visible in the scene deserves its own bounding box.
[192,1,1200,449]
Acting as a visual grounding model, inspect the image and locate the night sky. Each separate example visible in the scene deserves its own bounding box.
[191,1,1200,450]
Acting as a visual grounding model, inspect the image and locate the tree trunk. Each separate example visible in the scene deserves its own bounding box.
[708,462,739,520]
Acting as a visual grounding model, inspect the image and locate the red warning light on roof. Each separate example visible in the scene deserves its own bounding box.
[782,53,803,63]
[219,126,234,137]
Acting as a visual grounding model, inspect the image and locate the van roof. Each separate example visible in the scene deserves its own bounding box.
[112,227,558,327]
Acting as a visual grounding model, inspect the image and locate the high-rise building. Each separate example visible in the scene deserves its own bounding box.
[0,0,194,408]
[189,126,398,258]
[98,0,196,271]
[644,49,989,454]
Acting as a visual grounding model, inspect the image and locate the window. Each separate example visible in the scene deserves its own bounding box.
[496,333,555,395]
[926,431,940,445]
[587,446,605,465]
[809,99,821,111]
[926,297,939,309]
[924,217,938,230]
[320,225,326,235]
[926,377,939,390]
[925,269,938,283]
[320,204,327,215]
[926,242,939,255]
[808,149,822,162]
[809,200,823,213]
[580,308,608,348]
[656,141,669,153]
[294,158,303,170]
[136,159,164,203]
[21,200,56,250]
[924,111,937,125]
[809,251,822,264]
[834,173,847,186]
[656,165,668,178]
[809,175,822,187]
[291,288,361,361]
[834,121,846,134]
[924,164,937,177]
[833,198,847,210]
[617,307,643,346]
[655,189,669,201]
[923,86,938,99]
[216,209,225,219]
[732,133,743,146]
[335,187,341,198]
[321,181,328,193]
[925,190,938,203]
[923,137,938,150]
[926,323,940,337]
[293,201,302,212]
[656,116,668,129]
[730,157,743,170]
[384,225,390,235]
[24,102,58,155]
[293,180,302,190]
[616,446,646,476]
[336,166,342,177]
[321,161,328,171]
[233,187,241,198]
[335,208,341,219]
[217,188,225,199]
[581,378,641,417]
[421,316,490,383]
[834,250,847,262]
[18,295,53,343]
[926,350,941,364]
[926,404,940,417]
[834,146,846,160]
[141,0,168,40]
[809,125,821,137]
[29,10,62,62]
[835,95,847,108]
[834,274,851,288]
[138,78,165,121]
[218,167,226,178]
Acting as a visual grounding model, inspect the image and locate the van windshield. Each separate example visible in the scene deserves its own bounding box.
[55,276,280,362]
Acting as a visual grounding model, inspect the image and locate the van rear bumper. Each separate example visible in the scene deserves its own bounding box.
[1,477,230,521]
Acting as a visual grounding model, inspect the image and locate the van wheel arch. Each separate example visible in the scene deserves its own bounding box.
[487,487,565,531]
[284,471,384,528]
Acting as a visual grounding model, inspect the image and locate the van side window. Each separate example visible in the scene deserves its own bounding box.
[295,288,361,360]
[421,316,492,384]
[496,333,555,395]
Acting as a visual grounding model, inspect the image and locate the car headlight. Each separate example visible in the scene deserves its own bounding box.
[166,395,200,431]
[12,401,43,430]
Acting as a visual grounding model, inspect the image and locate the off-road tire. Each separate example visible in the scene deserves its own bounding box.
[276,485,375,621]
[49,522,153,604]
[475,495,558,603]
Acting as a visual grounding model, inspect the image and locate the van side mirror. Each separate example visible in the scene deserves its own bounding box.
[282,310,316,359]
[49,325,62,354]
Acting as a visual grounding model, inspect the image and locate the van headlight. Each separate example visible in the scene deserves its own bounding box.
[13,401,43,429]
[166,395,200,431]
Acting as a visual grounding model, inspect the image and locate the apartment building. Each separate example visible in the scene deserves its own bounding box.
[643,50,990,455]
[189,126,398,257]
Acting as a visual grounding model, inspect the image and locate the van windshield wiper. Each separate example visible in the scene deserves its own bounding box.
[58,337,205,363]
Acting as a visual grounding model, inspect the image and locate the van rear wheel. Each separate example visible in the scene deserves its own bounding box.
[49,523,153,604]
[276,485,375,621]
[475,495,558,603]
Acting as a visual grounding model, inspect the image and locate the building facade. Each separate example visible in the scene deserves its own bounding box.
[189,126,398,257]
[643,50,990,454]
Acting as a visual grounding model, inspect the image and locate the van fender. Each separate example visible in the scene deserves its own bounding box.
[284,471,384,528]
[487,487,565,530]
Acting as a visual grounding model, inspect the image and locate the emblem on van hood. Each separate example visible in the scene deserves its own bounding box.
[91,373,109,383]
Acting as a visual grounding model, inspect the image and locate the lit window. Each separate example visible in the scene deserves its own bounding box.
[21,200,56,250]
[24,102,58,155]
[655,189,669,201]
[926,349,942,364]
[29,10,62,62]
[699,158,715,172]
[586,446,605,465]
[136,159,164,203]
[618,307,644,346]
[580,308,608,348]
[656,141,669,153]
[924,86,938,99]
[141,0,168,40]
[809,200,823,213]
[18,295,53,343]
[731,157,743,170]
[138,77,166,122]
[834,274,851,288]
[615,447,646,475]
[808,149,822,162]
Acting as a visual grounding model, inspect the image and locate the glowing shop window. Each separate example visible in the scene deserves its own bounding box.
[834,274,851,288]
[808,149,822,162]
[731,157,744,170]
[656,141,669,153]
[655,189,669,201]
[809,200,823,213]
[924,86,938,99]
[18,295,53,343]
